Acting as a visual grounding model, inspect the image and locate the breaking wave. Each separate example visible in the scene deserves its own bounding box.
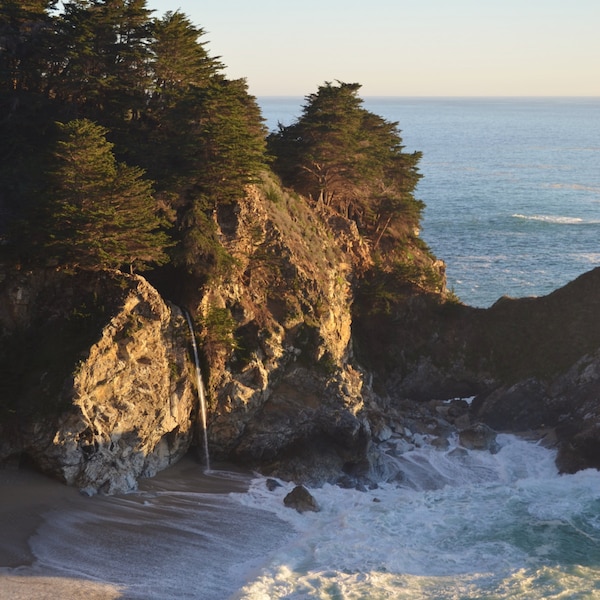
[511,213,593,224]
[232,434,600,599]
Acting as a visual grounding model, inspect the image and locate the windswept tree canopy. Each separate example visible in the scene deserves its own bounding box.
[0,0,57,94]
[268,81,424,250]
[49,0,154,122]
[166,75,267,278]
[149,10,222,110]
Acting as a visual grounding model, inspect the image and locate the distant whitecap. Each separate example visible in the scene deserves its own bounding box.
[512,213,585,224]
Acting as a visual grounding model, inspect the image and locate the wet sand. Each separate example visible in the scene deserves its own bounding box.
[0,464,123,598]
[0,457,288,599]
[0,465,81,567]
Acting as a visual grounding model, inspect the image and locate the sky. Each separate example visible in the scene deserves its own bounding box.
[146,0,600,97]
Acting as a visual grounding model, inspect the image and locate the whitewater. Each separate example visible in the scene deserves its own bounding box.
[10,436,600,599]
[232,434,600,599]
[2,98,600,599]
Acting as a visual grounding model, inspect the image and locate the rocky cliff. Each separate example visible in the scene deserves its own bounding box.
[0,174,443,491]
[187,177,381,485]
[353,266,600,474]
[2,178,600,492]
[0,270,196,494]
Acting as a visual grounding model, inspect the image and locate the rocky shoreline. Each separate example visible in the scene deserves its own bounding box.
[2,264,600,493]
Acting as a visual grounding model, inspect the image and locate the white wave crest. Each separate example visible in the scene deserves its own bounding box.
[546,183,600,193]
[577,252,600,263]
[512,213,586,224]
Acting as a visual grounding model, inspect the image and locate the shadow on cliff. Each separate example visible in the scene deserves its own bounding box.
[353,266,600,474]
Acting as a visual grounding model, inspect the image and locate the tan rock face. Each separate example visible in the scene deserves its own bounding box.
[198,180,373,478]
[0,270,196,494]
[0,176,447,490]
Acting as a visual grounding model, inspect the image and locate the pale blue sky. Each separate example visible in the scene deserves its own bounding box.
[146,0,600,97]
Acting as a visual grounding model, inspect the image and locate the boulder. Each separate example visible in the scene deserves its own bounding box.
[0,270,196,494]
[472,378,556,431]
[283,485,320,513]
[553,351,600,473]
[266,478,282,491]
[459,423,499,453]
[472,349,600,472]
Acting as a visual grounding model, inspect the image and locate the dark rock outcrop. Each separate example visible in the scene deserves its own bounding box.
[221,366,371,485]
[266,478,282,491]
[355,268,600,401]
[353,267,600,474]
[471,378,554,432]
[474,349,600,473]
[283,485,320,513]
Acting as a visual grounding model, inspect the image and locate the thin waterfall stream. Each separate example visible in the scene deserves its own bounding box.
[183,309,211,471]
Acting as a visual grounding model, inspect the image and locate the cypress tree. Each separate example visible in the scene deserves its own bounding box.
[0,0,58,229]
[268,81,423,247]
[149,10,221,111]
[44,119,171,271]
[0,0,56,95]
[168,76,267,278]
[51,0,153,123]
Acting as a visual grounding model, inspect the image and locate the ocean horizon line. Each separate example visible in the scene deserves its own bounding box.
[257,94,600,100]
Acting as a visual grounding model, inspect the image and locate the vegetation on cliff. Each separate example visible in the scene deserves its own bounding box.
[1,1,267,283]
[42,119,171,271]
[268,82,445,310]
[268,81,423,251]
[0,1,445,454]
[1,1,439,294]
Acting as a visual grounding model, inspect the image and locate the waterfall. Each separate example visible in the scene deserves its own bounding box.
[183,309,211,471]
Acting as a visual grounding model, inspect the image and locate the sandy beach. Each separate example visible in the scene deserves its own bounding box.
[0,464,124,598]
[0,457,289,600]
[0,465,80,566]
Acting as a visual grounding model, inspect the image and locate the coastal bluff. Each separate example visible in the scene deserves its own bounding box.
[359,266,600,475]
[2,264,600,491]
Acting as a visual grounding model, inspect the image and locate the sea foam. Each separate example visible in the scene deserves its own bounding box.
[231,435,600,600]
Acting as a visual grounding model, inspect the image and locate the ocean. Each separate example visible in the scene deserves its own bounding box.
[233,435,600,599]
[3,98,600,599]
[261,96,600,307]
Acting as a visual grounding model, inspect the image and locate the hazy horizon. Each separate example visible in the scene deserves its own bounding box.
[147,0,600,98]
[256,94,600,98]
